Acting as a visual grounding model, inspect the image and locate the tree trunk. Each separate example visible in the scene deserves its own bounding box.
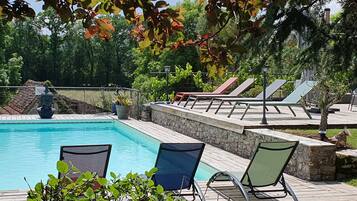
[86,41,95,85]
[319,90,329,141]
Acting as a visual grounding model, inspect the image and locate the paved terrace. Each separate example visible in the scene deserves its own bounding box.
[0,115,356,200]
[167,102,357,129]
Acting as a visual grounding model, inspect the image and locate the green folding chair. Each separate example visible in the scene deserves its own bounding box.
[206,141,299,201]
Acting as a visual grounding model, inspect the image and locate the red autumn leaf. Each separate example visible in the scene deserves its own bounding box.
[201,33,210,39]
[199,41,208,47]
[88,25,99,35]
[99,31,111,41]
[84,25,99,39]
[96,18,115,32]
[171,20,184,30]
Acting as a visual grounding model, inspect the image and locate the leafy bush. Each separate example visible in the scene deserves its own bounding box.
[113,93,133,106]
[132,63,204,102]
[26,161,179,201]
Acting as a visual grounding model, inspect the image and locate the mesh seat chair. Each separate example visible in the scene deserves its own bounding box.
[207,141,299,201]
[153,143,206,201]
[59,144,112,178]
[184,78,256,109]
[173,77,238,105]
[206,79,286,113]
[231,81,317,119]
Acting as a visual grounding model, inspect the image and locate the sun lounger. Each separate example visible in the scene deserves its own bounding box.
[229,81,317,119]
[207,141,299,201]
[205,79,286,113]
[184,78,256,108]
[173,77,238,105]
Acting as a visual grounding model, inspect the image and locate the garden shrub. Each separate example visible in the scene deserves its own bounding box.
[26,161,180,201]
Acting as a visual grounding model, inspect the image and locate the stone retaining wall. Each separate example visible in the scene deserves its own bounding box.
[336,150,357,179]
[151,104,336,181]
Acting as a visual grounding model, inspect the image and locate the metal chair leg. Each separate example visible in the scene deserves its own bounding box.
[206,99,215,112]
[240,104,250,120]
[184,96,192,107]
[190,98,199,109]
[301,105,312,119]
[274,106,281,113]
[285,181,298,201]
[194,181,206,201]
[177,96,184,105]
[227,102,238,118]
[288,106,296,116]
[215,101,225,114]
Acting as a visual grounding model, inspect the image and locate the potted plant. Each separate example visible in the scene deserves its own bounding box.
[113,93,132,119]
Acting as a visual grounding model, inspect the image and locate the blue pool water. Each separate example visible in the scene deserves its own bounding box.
[0,120,216,190]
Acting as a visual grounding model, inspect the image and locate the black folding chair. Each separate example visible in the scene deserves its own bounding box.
[153,143,206,201]
[59,144,112,178]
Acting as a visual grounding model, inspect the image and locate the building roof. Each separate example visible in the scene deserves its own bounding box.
[0,80,43,114]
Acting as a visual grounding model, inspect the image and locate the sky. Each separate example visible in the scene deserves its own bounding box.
[27,0,342,15]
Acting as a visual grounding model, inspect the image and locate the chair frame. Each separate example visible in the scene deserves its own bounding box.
[206,79,286,113]
[153,143,206,201]
[184,78,256,109]
[229,81,316,119]
[206,142,299,201]
[348,89,357,111]
[59,144,112,178]
[173,77,238,105]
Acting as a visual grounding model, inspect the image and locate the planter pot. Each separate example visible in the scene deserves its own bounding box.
[116,105,129,119]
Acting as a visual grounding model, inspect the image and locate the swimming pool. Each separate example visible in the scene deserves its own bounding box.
[0,120,216,190]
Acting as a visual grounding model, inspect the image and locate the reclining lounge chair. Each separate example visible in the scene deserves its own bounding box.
[153,143,206,201]
[229,81,317,119]
[206,141,299,201]
[205,79,286,113]
[184,78,256,108]
[173,77,238,105]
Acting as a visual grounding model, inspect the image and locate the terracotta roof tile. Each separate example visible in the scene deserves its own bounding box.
[0,80,43,114]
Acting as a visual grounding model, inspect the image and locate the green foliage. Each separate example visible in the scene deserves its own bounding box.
[27,161,179,201]
[2,11,136,87]
[192,71,213,92]
[0,53,23,105]
[113,93,133,106]
[0,53,22,86]
[343,178,357,187]
[280,128,357,149]
[133,63,201,101]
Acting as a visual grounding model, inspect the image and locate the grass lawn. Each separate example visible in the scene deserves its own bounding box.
[278,128,357,149]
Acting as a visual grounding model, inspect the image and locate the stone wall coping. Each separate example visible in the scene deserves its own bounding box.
[151,103,245,134]
[246,128,335,147]
[336,149,357,157]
